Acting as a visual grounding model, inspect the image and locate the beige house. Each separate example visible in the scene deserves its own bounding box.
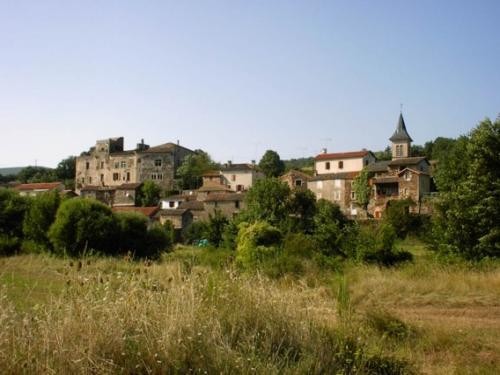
[75,137,193,194]
[314,150,376,175]
[220,163,263,192]
[309,150,376,216]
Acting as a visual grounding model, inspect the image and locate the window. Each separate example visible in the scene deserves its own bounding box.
[396,145,403,157]
[88,176,92,184]
[364,159,369,166]
[295,179,302,187]
[404,171,412,181]
[155,159,162,167]
[113,173,119,181]
[334,179,341,188]
[338,161,344,169]
[151,173,163,180]
[231,174,236,181]
[114,162,120,169]
[85,162,90,170]
[236,184,243,192]
[120,161,126,168]
[100,174,104,182]
[334,191,341,201]
[126,172,130,181]
[169,201,175,208]
[235,200,240,209]
[351,191,356,200]
[100,161,104,169]
[325,162,330,170]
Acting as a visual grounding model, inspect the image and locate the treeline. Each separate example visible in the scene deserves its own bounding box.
[0,190,172,259]
[0,156,76,187]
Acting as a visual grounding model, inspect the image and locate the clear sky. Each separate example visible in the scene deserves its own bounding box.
[1,0,499,168]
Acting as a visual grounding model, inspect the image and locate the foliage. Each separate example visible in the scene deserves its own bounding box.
[17,166,56,183]
[114,212,149,255]
[0,188,28,240]
[283,157,314,172]
[258,150,285,178]
[352,168,371,210]
[236,221,282,269]
[287,188,317,233]
[312,199,350,257]
[383,199,416,238]
[48,198,118,257]
[177,150,218,190]
[355,223,413,266]
[144,224,172,259]
[22,190,61,248]
[241,178,291,228]
[221,219,239,249]
[137,180,161,207]
[0,234,20,256]
[182,221,209,244]
[374,146,392,161]
[205,210,229,247]
[433,118,500,259]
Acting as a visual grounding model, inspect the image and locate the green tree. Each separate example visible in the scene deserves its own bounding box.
[115,212,148,255]
[312,199,349,257]
[352,168,371,210]
[55,156,76,187]
[205,210,229,247]
[48,198,118,256]
[433,118,500,259]
[138,181,161,206]
[235,221,282,268]
[23,190,61,248]
[373,146,392,161]
[18,166,56,183]
[242,178,291,228]
[0,189,28,255]
[177,150,218,190]
[258,150,285,178]
[287,188,317,233]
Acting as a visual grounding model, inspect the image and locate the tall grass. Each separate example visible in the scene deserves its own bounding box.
[0,255,412,374]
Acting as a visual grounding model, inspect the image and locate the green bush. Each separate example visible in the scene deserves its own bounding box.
[205,210,229,247]
[48,198,118,257]
[144,224,172,259]
[312,199,350,256]
[0,234,20,256]
[0,188,28,239]
[236,221,282,269]
[22,190,61,249]
[115,212,148,255]
[182,221,208,245]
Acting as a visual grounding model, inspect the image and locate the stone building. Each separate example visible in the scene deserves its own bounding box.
[366,113,432,218]
[204,193,246,219]
[219,163,264,192]
[75,137,194,194]
[280,169,311,189]
[16,182,65,197]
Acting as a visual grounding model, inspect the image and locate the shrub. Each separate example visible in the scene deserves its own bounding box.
[0,188,28,239]
[312,199,350,256]
[236,221,282,269]
[182,221,208,245]
[114,212,148,255]
[144,224,172,259]
[0,234,20,256]
[205,210,229,247]
[22,190,61,249]
[48,198,118,257]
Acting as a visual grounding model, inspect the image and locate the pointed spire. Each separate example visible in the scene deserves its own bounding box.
[389,112,413,142]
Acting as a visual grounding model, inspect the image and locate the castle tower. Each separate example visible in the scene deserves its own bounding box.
[389,113,413,159]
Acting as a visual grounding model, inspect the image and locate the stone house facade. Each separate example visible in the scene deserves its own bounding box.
[75,137,193,194]
[280,169,311,189]
[366,114,432,218]
[219,163,264,192]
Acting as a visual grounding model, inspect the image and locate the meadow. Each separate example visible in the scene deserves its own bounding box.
[0,239,499,374]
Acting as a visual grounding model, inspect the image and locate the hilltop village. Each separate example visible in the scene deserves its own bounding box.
[12,113,434,234]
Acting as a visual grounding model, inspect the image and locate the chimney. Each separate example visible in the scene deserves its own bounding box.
[228,160,232,166]
[177,139,180,146]
[322,148,327,154]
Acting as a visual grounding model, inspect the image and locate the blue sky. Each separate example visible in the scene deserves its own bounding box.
[1,0,499,167]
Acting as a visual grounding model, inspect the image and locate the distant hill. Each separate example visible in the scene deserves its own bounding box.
[0,167,25,176]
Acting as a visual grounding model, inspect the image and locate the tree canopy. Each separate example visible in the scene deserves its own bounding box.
[177,150,218,190]
[258,150,285,178]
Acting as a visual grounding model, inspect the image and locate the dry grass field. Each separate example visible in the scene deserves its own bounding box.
[0,239,499,374]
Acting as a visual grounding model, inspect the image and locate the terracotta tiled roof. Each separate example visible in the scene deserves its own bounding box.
[202,170,221,177]
[158,208,189,216]
[205,193,246,202]
[388,157,428,167]
[16,182,63,191]
[315,150,371,161]
[113,206,159,217]
[366,160,391,173]
[197,183,233,193]
[310,172,359,181]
